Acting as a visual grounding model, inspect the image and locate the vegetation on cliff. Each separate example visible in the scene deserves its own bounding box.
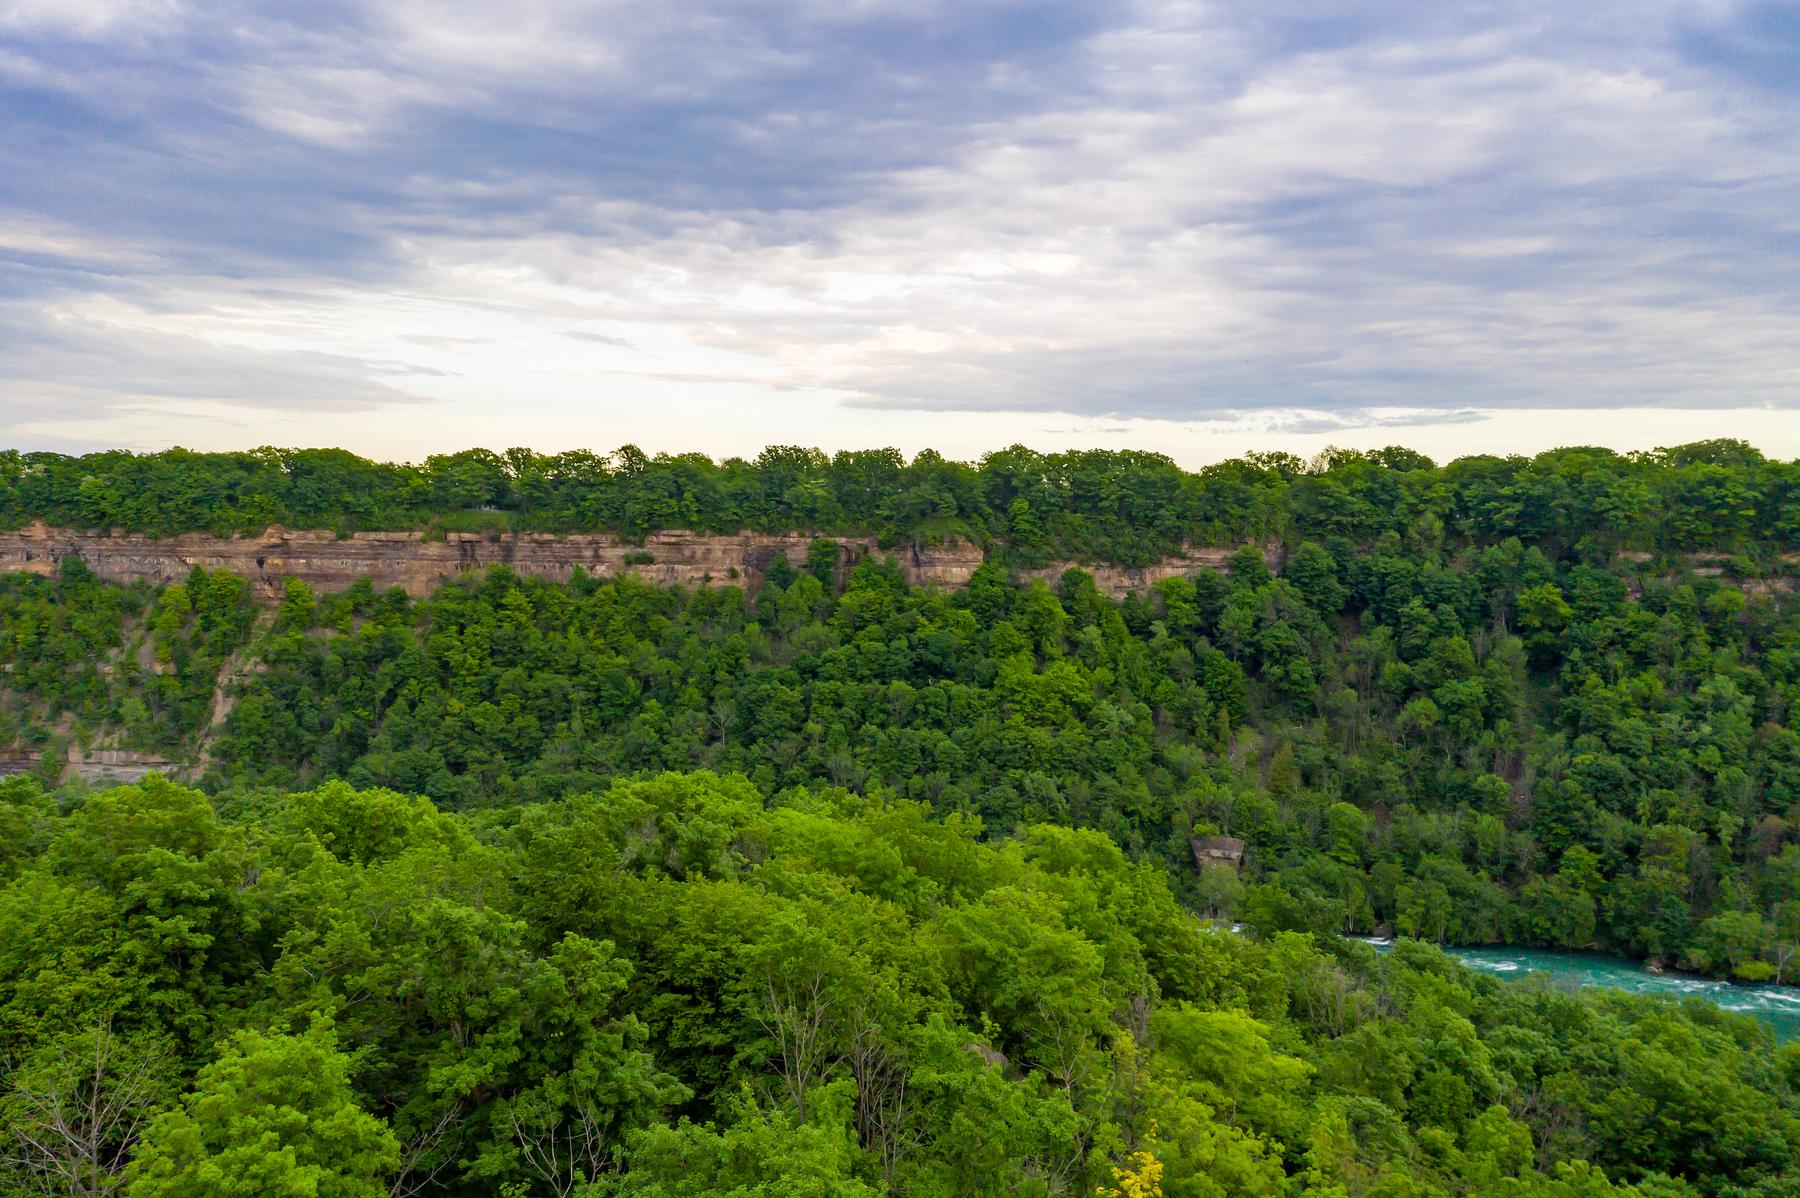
[3,520,1798,986]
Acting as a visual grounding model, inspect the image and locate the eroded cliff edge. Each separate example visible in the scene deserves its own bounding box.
[0,522,1276,600]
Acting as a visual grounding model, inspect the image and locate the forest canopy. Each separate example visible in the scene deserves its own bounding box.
[2,440,1798,565]
[1,771,1797,1197]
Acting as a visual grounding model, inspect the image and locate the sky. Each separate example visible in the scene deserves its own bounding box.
[2,0,1798,467]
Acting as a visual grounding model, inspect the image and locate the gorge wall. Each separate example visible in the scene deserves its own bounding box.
[0,522,1277,601]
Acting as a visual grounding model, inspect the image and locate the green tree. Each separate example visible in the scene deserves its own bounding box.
[125,1023,398,1198]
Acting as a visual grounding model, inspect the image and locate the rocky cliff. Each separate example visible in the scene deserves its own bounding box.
[0,522,1278,601]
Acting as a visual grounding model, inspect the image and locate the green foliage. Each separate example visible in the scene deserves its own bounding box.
[618,1085,879,1198]
[10,441,1798,561]
[125,1022,398,1198]
[4,440,1800,1194]
[1,773,1789,1197]
[6,462,1800,983]
[117,523,1790,987]
[0,562,255,759]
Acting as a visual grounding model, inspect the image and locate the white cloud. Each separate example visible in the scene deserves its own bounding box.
[0,0,181,37]
[2,0,1797,456]
[0,216,166,268]
[226,62,452,147]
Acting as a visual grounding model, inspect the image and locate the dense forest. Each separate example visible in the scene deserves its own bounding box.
[2,771,1798,1197]
[4,519,1798,984]
[3,440,1800,1195]
[3,440,1799,566]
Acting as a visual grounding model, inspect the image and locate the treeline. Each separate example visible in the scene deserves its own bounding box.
[4,440,1800,564]
[4,528,1799,983]
[3,771,1798,1197]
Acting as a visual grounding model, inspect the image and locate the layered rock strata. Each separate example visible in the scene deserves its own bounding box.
[0,522,1275,601]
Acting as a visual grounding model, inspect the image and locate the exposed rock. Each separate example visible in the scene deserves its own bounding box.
[0,522,1280,602]
[2,745,193,786]
[901,536,988,588]
[1614,549,1799,595]
[0,754,39,777]
[194,610,275,775]
[1191,835,1247,872]
[1021,545,1272,598]
[0,523,878,600]
[960,1042,1008,1068]
[62,748,178,786]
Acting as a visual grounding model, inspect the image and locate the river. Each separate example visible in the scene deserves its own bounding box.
[1365,940,1800,1041]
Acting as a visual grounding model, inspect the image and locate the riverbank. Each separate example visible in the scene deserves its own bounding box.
[1364,939,1800,1040]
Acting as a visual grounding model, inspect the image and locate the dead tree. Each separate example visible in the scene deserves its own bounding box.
[0,1023,164,1198]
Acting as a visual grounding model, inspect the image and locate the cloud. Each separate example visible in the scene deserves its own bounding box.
[0,0,1796,452]
[0,0,183,38]
[563,330,643,350]
[0,288,435,445]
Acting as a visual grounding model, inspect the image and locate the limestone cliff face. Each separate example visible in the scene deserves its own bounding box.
[0,522,1277,601]
[0,523,871,598]
[1020,548,1253,595]
[1613,550,1799,597]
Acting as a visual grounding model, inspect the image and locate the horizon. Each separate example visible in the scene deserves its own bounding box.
[4,431,1799,474]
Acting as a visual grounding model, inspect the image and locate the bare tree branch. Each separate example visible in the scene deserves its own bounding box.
[0,1023,164,1198]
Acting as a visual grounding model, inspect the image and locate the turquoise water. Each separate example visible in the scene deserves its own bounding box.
[1366,940,1800,1041]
